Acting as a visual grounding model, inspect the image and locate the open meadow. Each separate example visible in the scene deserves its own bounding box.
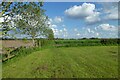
[1,2,119,79]
[2,46,118,78]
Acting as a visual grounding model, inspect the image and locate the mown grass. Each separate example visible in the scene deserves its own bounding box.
[2,46,118,78]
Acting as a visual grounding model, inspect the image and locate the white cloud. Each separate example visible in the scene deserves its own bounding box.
[51,28,59,36]
[54,16,63,23]
[47,18,68,38]
[86,28,95,34]
[51,24,57,28]
[87,28,91,33]
[96,33,99,36]
[59,30,63,32]
[63,28,67,32]
[85,12,101,23]
[47,18,60,37]
[76,33,80,36]
[98,23,117,31]
[65,3,95,18]
[58,28,68,38]
[47,19,57,28]
[106,13,118,20]
[104,7,119,20]
[65,3,101,23]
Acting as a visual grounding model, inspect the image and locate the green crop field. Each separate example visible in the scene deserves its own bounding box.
[2,46,118,78]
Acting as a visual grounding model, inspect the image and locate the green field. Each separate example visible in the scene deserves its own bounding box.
[3,46,118,78]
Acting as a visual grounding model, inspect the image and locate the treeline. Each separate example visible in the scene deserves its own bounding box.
[35,39,54,48]
[54,38,120,47]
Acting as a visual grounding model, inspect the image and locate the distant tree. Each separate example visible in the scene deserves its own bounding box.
[82,38,87,39]
[46,28,54,40]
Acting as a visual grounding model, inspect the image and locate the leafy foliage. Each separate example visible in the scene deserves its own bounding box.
[13,2,54,46]
[55,39,119,47]
[1,2,54,45]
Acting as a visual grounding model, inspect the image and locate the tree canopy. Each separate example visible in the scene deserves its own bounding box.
[1,2,54,46]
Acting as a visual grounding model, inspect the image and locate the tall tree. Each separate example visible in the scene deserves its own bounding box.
[0,2,13,38]
[14,2,53,46]
[1,2,54,44]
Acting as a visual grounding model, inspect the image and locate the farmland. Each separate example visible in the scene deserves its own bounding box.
[1,2,119,79]
[2,46,118,78]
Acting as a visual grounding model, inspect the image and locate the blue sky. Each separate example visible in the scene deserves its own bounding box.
[41,2,119,38]
[1,2,118,39]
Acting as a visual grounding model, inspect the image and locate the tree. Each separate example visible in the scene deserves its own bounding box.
[1,2,54,46]
[0,2,12,17]
[13,2,53,46]
[0,2,13,38]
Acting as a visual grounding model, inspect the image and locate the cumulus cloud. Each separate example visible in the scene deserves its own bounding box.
[47,18,60,37]
[54,16,63,23]
[104,7,119,20]
[100,2,119,20]
[85,12,101,23]
[65,3,95,18]
[49,22,68,38]
[65,3,101,24]
[98,23,117,31]
[51,28,59,36]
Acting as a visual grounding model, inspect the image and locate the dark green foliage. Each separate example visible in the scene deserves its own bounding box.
[10,46,41,56]
[100,39,119,45]
[36,39,55,48]
[55,39,119,47]
[2,46,41,62]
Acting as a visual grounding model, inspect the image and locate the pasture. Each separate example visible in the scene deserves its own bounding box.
[2,46,118,78]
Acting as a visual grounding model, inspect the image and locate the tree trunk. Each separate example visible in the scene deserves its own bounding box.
[40,40,41,48]
[32,38,35,47]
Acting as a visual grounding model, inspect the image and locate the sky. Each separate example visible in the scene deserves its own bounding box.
[41,2,119,39]
[0,2,119,39]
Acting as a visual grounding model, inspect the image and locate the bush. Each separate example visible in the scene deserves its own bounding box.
[2,46,42,63]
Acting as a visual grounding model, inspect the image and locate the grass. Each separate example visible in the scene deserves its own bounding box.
[2,46,118,78]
